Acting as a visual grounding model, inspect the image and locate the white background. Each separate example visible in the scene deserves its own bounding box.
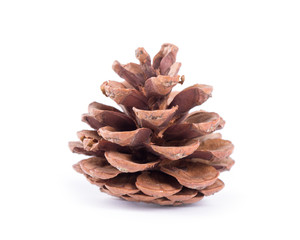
[1,0,299,239]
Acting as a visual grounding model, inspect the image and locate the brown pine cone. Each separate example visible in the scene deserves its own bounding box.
[69,43,234,206]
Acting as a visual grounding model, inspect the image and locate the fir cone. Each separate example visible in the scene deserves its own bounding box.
[69,43,234,206]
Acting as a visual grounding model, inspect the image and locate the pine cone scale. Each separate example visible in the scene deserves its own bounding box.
[104,151,159,173]
[147,140,200,161]
[160,161,220,189]
[135,171,182,198]
[98,126,152,147]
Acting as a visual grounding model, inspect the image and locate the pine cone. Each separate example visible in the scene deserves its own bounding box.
[69,43,234,206]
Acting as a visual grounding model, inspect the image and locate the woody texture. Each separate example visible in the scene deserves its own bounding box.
[69,43,235,206]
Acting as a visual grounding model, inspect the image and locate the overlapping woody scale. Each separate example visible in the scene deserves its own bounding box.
[69,43,234,206]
